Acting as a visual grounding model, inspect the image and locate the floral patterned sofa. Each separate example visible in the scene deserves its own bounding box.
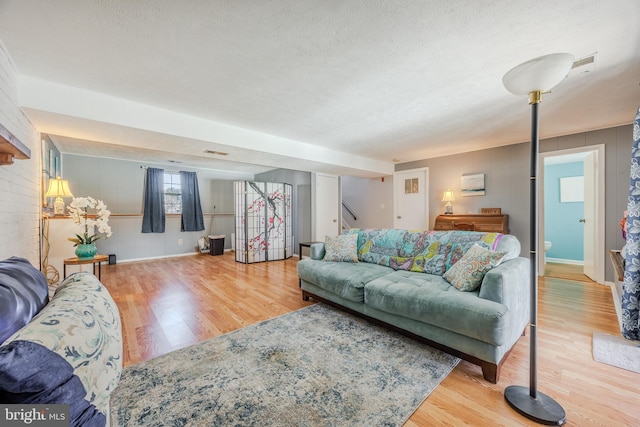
[0,257,122,427]
[297,229,530,383]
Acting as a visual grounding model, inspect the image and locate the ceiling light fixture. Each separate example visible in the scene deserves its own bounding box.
[502,52,574,426]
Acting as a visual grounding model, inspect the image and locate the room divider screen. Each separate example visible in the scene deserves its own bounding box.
[234,181,293,264]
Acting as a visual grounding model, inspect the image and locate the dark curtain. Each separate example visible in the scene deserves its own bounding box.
[622,106,640,340]
[180,171,205,232]
[142,167,165,233]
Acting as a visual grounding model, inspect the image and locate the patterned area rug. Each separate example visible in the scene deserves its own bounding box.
[592,331,640,373]
[111,304,459,426]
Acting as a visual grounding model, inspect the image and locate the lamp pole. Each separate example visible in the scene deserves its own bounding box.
[504,91,567,426]
[529,91,540,398]
[502,53,574,426]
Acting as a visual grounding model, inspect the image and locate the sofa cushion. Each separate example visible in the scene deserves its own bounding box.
[297,259,393,303]
[0,272,122,427]
[352,228,408,266]
[0,257,49,343]
[443,243,507,291]
[0,340,105,426]
[322,234,358,262]
[364,270,509,346]
[400,231,505,275]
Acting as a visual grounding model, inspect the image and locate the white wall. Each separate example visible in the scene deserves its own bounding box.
[0,41,41,264]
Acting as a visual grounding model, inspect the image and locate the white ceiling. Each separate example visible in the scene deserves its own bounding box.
[1,0,639,178]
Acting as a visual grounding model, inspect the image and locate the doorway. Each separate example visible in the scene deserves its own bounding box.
[539,145,605,284]
[312,173,341,241]
[393,168,429,230]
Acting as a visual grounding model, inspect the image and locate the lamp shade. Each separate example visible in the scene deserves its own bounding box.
[502,53,574,95]
[442,190,455,202]
[44,177,74,198]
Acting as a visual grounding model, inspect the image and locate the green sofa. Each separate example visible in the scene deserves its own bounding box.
[297,229,530,383]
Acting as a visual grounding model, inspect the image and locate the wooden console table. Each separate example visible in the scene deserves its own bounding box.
[63,254,109,280]
[434,214,509,234]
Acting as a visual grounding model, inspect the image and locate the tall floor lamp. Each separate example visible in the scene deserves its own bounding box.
[502,53,574,426]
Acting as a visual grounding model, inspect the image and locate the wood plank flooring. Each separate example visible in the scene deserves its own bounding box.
[101,252,639,426]
[545,261,594,283]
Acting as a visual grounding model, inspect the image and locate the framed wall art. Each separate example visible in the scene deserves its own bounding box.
[461,173,485,196]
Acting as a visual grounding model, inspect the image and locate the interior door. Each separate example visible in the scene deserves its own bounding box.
[394,168,429,230]
[313,173,340,240]
[539,145,604,283]
[583,152,596,280]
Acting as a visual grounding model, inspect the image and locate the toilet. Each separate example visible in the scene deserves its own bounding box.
[544,241,552,263]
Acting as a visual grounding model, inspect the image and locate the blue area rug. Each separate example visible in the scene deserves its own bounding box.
[111,304,459,426]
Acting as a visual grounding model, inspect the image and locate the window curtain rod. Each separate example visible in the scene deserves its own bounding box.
[139,165,199,174]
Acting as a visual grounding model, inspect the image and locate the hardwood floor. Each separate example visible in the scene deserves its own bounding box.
[544,261,594,283]
[101,252,639,426]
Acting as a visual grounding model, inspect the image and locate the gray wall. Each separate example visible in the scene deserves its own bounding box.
[397,141,531,251]
[61,154,240,261]
[255,168,312,254]
[395,124,632,283]
[341,176,394,229]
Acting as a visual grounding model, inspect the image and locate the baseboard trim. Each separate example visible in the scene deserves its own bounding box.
[116,252,200,263]
[546,257,584,265]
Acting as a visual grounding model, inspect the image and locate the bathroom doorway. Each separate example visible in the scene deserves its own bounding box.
[539,145,605,284]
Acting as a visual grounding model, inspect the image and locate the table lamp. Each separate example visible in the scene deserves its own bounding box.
[442,190,455,214]
[44,177,74,215]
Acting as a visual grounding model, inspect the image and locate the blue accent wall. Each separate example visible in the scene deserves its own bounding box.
[544,162,584,261]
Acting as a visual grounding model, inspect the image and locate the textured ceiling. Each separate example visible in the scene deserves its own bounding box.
[0,0,639,178]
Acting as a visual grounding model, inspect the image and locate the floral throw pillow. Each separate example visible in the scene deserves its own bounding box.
[443,243,506,291]
[323,234,359,263]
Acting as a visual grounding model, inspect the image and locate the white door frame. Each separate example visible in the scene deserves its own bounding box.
[539,144,605,284]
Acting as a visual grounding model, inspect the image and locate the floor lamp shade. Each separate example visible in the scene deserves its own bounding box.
[502,53,575,97]
[502,53,573,426]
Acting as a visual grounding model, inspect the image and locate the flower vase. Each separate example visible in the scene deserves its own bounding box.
[75,243,97,260]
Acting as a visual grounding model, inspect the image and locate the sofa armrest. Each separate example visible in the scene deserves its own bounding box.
[310,243,326,260]
[479,257,530,310]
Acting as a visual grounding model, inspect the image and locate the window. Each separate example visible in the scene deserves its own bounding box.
[404,178,419,194]
[164,172,182,213]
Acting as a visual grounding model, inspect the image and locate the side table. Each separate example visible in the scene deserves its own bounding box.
[299,241,322,259]
[63,254,109,280]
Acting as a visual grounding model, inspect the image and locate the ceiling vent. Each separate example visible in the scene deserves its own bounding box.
[204,150,229,156]
[572,54,595,69]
